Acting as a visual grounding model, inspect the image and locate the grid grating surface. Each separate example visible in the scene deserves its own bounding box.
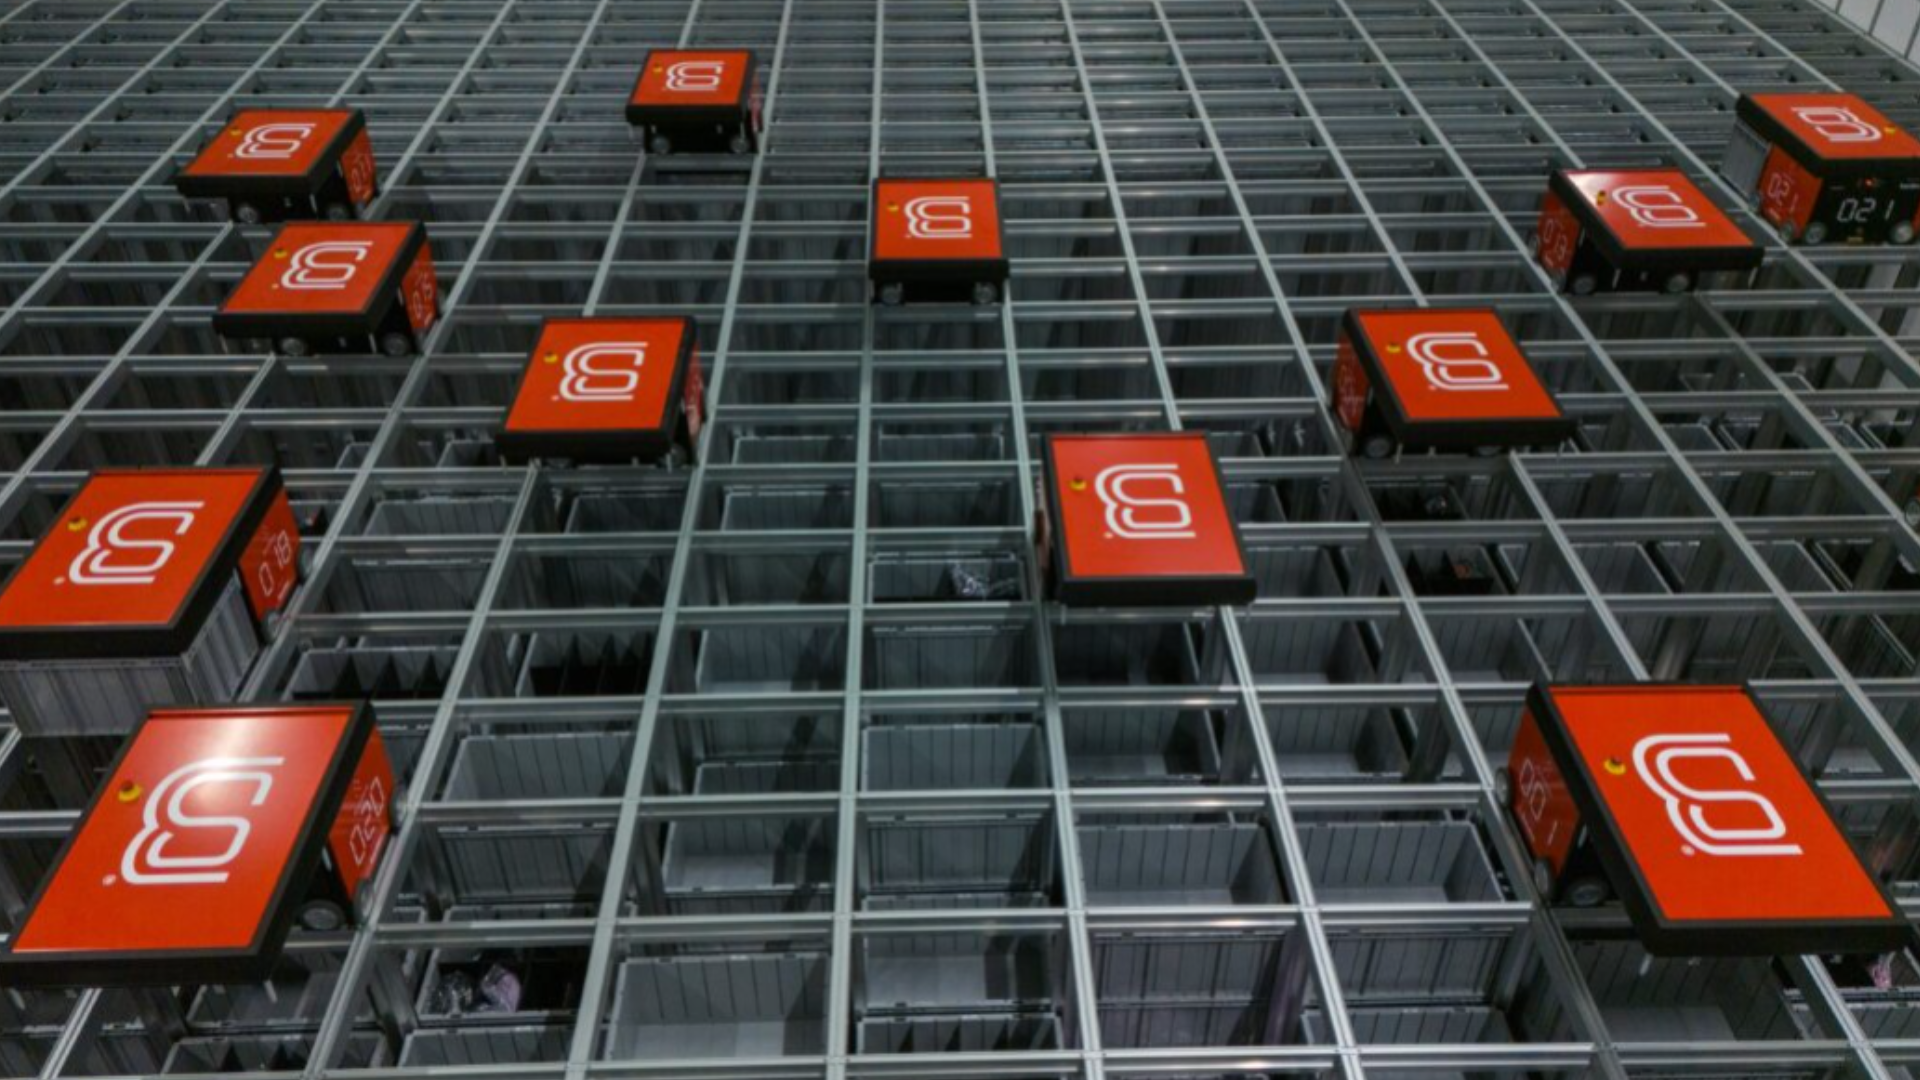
[0,1,1919,1078]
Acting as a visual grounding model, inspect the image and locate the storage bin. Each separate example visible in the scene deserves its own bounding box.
[647,712,839,796]
[444,731,632,800]
[1093,931,1311,1048]
[1318,925,1573,1048]
[1572,939,1824,1044]
[1078,817,1285,906]
[1063,706,1232,786]
[853,931,1074,1053]
[607,950,829,1059]
[863,721,1046,790]
[862,813,1058,909]
[1298,817,1504,904]
[659,814,834,914]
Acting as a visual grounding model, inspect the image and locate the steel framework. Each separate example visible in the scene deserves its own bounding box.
[1,0,1920,1078]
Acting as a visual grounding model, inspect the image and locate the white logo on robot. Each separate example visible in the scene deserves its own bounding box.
[1515,757,1561,848]
[1539,214,1573,266]
[120,757,286,886]
[1764,169,1798,204]
[1792,105,1882,144]
[281,241,372,291]
[67,501,205,587]
[1632,733,1802,857]
[558,342,648,403]
[236,123,315,160]
[1612,186,1705,229]
[344,145,374,193]
[404,263,435,328]
[665,61,727,92]
[1405,331,1509,392]
[904,196,974,240]
[346,776,387,870]
[1094,464,1195,540]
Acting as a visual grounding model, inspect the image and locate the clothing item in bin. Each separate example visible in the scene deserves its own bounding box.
[943,562,1020,601]
[480,963,524,1013]
[1874,953,1897,991]
[1406,548,1496,595]
[430,963,523,1015]
[430,969,476,1016]
[1375,485,1466,522]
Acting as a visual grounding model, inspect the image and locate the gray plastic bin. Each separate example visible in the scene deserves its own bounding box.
[607,951,829,1059]
[163,1033,387,1073]
[1063,707,1230,786]
[1573,940,1823,1045]
[854,931,1073,1054]
[863,721,1046,790]
[445,731,631,800]
[1299,818,1504,904]
[862,813,1058,910]
[1317,925,1572,1049]
[660,814,834,914]
[1078,818,1285,906]
[1266,703,1412,781]
[646,712,839,796]
[1093,931,1309,1048]
[398,1024,571,1066]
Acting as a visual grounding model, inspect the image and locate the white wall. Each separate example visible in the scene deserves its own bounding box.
[1825,0,1920,61]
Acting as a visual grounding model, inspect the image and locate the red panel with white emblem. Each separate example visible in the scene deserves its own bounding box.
[506,319,688,436]
[179,109,362,187]
[499,318,700,463]
[0,468,292,637]
[1555,169,1754,253]
[1346,310,1562,424]
[220,222,418,319]
[872,178,1005,264]
[339,129,377,203]
[1527,684,1906,954]
[398,242,438,334]
[0,704,376,986]
[630,50,752,111]
[1745,93,1920,164]
[1043,433,1253,606]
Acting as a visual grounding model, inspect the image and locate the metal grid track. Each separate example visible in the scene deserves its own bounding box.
[1,0,1919,1078]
